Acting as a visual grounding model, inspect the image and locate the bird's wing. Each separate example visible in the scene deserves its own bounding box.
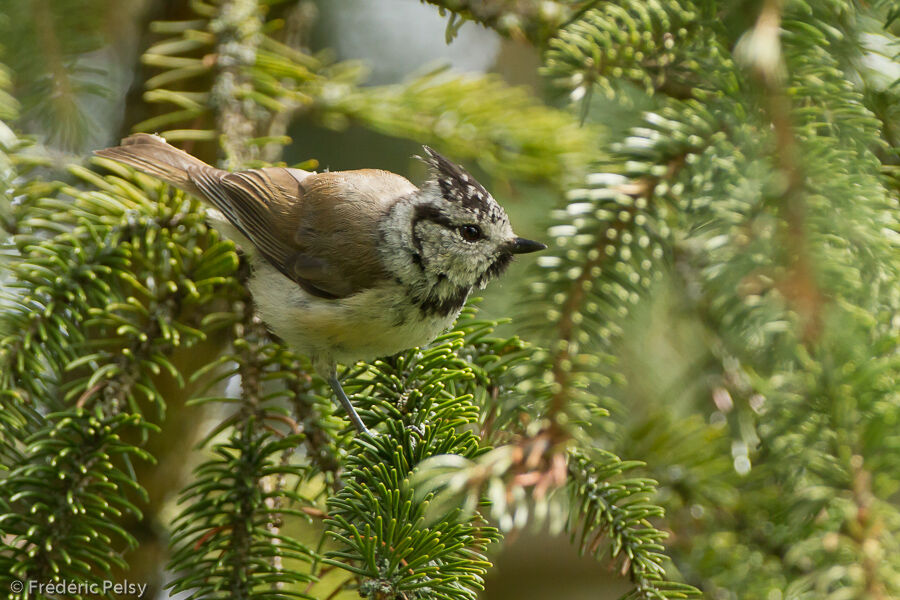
[189,166,416,299]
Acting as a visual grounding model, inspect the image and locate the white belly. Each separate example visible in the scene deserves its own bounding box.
[248,262,460,371]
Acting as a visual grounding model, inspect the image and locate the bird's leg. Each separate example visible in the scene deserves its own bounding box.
[327,371,371,435]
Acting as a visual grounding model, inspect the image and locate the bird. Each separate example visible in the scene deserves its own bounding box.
[95,133,546,434]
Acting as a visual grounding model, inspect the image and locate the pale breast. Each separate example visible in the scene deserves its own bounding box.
[248,260,460,368]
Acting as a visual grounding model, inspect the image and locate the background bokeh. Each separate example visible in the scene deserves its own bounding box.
[2,1,899,600]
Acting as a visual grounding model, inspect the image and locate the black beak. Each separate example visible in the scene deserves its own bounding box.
[508,237,547,254]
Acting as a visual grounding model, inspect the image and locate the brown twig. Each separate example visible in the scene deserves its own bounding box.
[267,413,302,435]
[75,382,105,408]
[299,505,327,519]
[194,524,233,550]
[744,0,823,343]
[210,0,263,169]
[325,578,354,600]
[850,455,887,600]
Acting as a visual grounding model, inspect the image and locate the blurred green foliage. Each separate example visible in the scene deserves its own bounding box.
[1,1,899,600]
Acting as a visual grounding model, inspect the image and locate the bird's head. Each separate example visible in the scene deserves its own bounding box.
[405,146,545,291]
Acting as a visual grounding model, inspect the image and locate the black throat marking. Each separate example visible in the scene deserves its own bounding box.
[476,252,513,287]
[414,284,470,317]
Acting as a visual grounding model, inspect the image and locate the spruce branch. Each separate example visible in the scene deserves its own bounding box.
[280,348,343,481]
[143,14,341,582]
[334,70,594,185]
[154,11,339,589]
[409,311,699,598]
[543,1,703,102]
[422,0,579,43]
[413,438,700,599]
[165,244,323,599]
[166,422,314,599]
[736,0,822,344]
[0,0,120,152]
[848,457,889,600]
[534,139,704,438]
[544,175,655,435]
[140,3,590,183]
[452,307,551,440]
[4,2,899,599]
[165,308,326,598]
[647,4,900,595]
[749,310,900,599]
[0,411,155,590]
[568,450,701,600]
[210,0,265,168]
[137,0,306,160]
[515,1,898,596]
[0,166,242,591]
[322,316,516,599]
[0,164,237,448]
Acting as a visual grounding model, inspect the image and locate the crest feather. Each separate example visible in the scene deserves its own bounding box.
[419,146,493,214]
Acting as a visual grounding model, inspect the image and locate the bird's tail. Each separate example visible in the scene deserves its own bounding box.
[94,133,219,197]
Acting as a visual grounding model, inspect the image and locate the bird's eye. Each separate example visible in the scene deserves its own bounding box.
[459,224,482,242]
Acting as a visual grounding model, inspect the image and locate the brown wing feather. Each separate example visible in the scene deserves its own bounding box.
[96,134,417,299]
[194,167,417,299]
[287,170,417,297]
[94,133,213,196]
